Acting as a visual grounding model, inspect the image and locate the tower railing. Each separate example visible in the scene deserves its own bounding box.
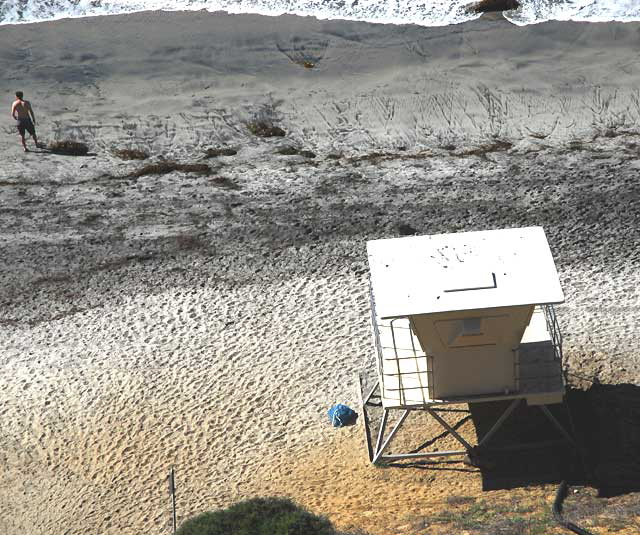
[543,304,563,363]
[369,286,434,405]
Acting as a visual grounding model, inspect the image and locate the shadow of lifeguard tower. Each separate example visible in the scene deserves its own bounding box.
[360,226,575,465]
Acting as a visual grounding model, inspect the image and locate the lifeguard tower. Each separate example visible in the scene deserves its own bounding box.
[360,226,574,464]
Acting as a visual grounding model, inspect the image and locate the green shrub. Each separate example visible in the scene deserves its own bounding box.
[176,497,353,535]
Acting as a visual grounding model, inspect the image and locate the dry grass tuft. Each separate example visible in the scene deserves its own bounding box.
[247,121,286,138]
[47,140,89,156]
[112,148,149,160]
[349,152,397,163]
[204,147,238,158]
[446,495,476,507]
[276,146,317,158]
[127,161,211,178]
[276,146,299,156]
[209,176,240,189]
[348,151,433,164]
[467,0,520,14]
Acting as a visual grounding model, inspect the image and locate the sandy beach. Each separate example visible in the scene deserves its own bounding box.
[1,10,639,535]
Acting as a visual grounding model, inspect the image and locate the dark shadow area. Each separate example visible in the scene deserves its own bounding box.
[469,398,580,490]
[469,384,640,496]
[568,383,640,497]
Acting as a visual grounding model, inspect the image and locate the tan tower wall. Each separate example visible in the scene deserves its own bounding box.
[410,305,534,398]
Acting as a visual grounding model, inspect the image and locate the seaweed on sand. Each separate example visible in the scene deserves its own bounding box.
[275,146,316,158]
[113,148,150,160]
[47,140,89,156]
[126,161,211,178]
[458,140,513,157]
[204,147,238,158]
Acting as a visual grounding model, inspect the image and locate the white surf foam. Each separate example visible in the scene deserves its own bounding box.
[0,0,639,27]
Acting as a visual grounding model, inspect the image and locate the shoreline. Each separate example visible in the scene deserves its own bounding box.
[3,2,640,29]
[1,10,639,535]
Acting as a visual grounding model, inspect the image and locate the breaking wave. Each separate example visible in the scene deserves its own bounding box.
[1,0,639,27]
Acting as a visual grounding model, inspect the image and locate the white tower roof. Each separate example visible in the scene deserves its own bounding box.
[367,226,564,319]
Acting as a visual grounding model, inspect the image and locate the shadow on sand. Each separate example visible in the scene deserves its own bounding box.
[469,383,640,497]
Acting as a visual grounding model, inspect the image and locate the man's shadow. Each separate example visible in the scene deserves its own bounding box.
[469,383,640,497]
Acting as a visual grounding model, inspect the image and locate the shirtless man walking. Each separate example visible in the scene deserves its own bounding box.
[11,91,40,152]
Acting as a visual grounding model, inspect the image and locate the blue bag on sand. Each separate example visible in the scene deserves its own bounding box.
[328,404,358,427]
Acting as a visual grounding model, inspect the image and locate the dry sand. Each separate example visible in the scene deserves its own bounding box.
[0,10,639,535]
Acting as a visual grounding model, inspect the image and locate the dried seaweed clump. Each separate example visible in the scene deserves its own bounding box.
[204,147,238,158]
[113,148,149,160]
[459,140,513,157]
[247,121,286,138]
[127,161,211,178]
[48,140,89,156]
[466,0,520,13]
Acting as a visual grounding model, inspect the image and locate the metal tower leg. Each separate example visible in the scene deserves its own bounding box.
[539,405,576,446]
[426,408,473,451]
[478,398,521,447]
[373,409,410,464]
[358,374,380,463]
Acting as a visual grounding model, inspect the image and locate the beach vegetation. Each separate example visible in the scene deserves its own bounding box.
[458,140,513,157]
[204,147,238,158]
[412,498,555,534]
[348,150,433,164]
[47,140,89,156]
[247,99,286,137]
[112,148,150,160]
[275,145,299,156]
[175,497,366,535]
[247,121,286,137]
[276,146,316,158]
[126,161,211,178]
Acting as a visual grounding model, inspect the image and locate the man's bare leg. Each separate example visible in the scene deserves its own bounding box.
[19,133,28,152]
[32,134,40,148]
